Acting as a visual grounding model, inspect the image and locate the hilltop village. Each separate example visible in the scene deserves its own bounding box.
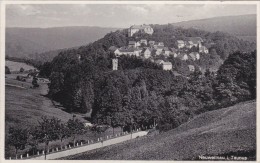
[109,25,209,71]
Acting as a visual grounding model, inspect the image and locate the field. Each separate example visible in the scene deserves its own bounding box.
[6,60,36,72]
[5,77,123,158]
[62,100,256,160]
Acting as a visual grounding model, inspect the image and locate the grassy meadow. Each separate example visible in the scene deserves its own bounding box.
[61,100,256,160]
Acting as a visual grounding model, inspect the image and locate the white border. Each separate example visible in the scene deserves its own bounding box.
[0,1,259,163]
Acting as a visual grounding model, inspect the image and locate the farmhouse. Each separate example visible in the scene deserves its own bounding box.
[128,25,154,37]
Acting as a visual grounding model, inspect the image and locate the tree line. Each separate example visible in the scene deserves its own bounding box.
[7,116,88,159]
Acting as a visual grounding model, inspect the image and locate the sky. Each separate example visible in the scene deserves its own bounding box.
[6,4,257,28]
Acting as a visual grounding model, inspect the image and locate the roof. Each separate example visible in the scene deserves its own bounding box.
[189,52,197,60]
[157,46,164,49]
[155,59,164,64]
[170,48,177,53]
[163,62,172,65]
[187,37,203,44]
[141,47,152,53]
[119,47,135,53]
[188,65,195,69]
[109,46,118,52]
[163,47,169,51]
[177,40,185,44]
[128,41,136,45]
[200,46,208,50]
[140,39,147,41]
[130,25,152,29]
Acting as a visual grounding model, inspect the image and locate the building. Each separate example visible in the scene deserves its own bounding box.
[189,52,200,61]
[128,25,154,37]
[155,59,164,65]
[188,65,195,72]
[142,48,152,59]
[177,40,185,49]
[140,39,148,45]
[112,58,118,70]
[162,62,173,70]
[199,46,209,54]
[155,46,163,55]
[163,47,171,56]
[149,41,155,46]
[178,53,188,61]
[186,37,203,48]
[128,41,137,48]
[158,42,164,47]
[170,48,178,57]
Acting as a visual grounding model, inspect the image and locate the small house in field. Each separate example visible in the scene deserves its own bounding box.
[162,62,173,70]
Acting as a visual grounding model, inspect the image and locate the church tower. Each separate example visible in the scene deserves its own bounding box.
[112,58,118,70]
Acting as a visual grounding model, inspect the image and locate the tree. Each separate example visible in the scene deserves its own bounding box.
[37,116,60,159]
[5,66,11,74]
[32,77,39,88]
[7,127,28,159]
[20,67,25,73]
[53,119,69,148]
[66,117,85,147]
[28,126,42,156]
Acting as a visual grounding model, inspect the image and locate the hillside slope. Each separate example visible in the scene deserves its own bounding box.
[173,14,256,42]
[63,100,256,160]
[6,26,118,59]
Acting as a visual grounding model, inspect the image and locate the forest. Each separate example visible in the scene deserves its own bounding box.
[39,25,256,132]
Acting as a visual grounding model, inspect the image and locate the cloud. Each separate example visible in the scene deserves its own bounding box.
[6,4,257,28]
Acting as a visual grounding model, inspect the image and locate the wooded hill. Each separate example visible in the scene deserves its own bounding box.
[6,26,118,59]
[40,24,256,132]
[172,14,256,43]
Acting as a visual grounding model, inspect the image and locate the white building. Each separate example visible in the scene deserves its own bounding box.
[128,25,154,37]
[177,40,185,49]
[112,58,118,70]
[162,62,173,70]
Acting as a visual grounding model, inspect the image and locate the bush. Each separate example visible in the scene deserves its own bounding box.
[20,67,25,73]
[5,66,11,74]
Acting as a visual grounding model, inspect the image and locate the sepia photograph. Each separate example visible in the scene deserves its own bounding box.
[1,1,258,161]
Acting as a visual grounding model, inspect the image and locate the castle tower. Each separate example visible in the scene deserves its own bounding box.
[112,58,118,70]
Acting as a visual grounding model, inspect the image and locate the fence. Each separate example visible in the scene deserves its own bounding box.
[10,129,149,160]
